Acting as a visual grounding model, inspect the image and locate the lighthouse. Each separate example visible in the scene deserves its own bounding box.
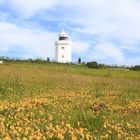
[55,30,72,63]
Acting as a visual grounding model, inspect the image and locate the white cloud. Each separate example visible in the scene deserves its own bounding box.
[72,41,90,54]
[0,0,140,64]
[91,42,124,64]
[128,57,140,65]
[63,1,140,35]
[5,0,140,43]
[0,12,10,21]
[8,0,57,18]
[0,22,57,59]
[121,45,140,52]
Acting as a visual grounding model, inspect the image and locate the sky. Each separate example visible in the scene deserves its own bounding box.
[0,0,140,65]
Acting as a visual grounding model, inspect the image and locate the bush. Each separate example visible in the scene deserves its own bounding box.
[130,65,140,71]
[86,61,99,69]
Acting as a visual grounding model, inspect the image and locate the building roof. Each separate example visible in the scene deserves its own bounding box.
[59,30,68,38]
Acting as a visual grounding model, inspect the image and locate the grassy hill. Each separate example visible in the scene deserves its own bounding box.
[0,62,140,139]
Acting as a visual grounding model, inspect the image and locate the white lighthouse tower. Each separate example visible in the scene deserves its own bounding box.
[55,30,72,63]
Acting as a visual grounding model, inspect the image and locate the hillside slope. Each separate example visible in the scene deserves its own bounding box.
[0,62,140,139]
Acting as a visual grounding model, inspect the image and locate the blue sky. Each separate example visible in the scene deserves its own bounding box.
[0,0,140,65]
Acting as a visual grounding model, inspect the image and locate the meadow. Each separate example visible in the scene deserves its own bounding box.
[0,62,140,140]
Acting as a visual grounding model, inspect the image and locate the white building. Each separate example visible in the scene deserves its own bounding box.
[0,61,3,64]
[55,30,72,63]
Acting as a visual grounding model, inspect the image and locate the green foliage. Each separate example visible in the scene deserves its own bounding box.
[130,65,140,71]
[0,62,140,139]
[86,61,99,69]
[86,61,106,69]
[1,56,140,72]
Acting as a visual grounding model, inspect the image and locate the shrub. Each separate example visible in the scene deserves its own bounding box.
[130,65,140,71]
[86,61,99,69]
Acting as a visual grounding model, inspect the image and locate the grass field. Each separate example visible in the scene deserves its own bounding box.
[0,62,140,140]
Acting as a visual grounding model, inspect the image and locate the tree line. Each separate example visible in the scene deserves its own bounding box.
[0,56,140,71]
[85,61,140,71]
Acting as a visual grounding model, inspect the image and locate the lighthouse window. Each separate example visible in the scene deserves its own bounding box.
[59,37,68,40]
[61,47,65,49]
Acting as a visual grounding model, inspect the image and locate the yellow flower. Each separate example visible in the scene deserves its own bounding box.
[71,135,77,140]
[103,124,107,128]
[57,133,64,140]
[126,122,131,128]
[66,123,71,129]
[77,121,80,127]
[47,132,54,138]
[86,133,91,140]
[22,137,27,140]
[48,115,53,121]
[3,136,11,140]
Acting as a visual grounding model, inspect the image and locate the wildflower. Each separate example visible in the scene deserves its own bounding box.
[77,121,80,127]
[86,132,91,140]
[103,124,107,128]
[22,137,27,140]
[66,124,71,129]
[71,135,77,140]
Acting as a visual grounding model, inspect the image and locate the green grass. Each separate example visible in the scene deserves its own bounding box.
[0,62,140,139]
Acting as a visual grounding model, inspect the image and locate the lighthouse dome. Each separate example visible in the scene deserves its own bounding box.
[59,30,69,41]
[59,31,68,37]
